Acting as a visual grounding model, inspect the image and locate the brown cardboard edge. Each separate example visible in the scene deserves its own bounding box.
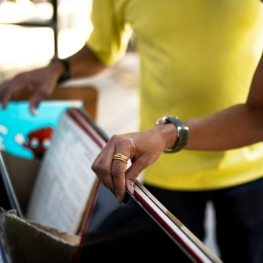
[0,150,41,215]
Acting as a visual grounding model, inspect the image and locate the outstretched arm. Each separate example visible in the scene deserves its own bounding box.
[92,52,263,203]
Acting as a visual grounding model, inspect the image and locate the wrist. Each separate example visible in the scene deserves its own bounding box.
[154,123,178,150]
[155,116,189,153]
[49,58,71,84]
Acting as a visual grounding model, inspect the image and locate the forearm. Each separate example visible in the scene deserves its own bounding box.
[50,44,108,82]
[67,44,108,78]
[184,104,263,151]
[183,51,263,151]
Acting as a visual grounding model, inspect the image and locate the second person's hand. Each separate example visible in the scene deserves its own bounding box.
[0,62,64,115]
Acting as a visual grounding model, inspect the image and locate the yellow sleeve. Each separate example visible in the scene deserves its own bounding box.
[86,0,132,65]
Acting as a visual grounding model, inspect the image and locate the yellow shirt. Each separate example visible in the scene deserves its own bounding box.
[87,0,263,190]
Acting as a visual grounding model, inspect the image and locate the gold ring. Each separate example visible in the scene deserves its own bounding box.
[113,153,129,164]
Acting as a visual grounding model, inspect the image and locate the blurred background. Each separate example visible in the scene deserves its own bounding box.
[0,0,92,73]
[0,0,219,257]
[0,0,139,136]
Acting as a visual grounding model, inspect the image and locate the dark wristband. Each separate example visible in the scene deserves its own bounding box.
[50,58,71,84]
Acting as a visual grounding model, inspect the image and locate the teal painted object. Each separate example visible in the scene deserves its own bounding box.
[0,101,81,159]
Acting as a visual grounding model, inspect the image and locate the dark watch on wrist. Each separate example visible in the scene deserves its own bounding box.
[50,58,71,84]
[155,116,189,153]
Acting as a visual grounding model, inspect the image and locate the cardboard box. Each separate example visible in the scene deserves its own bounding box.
[0,150,80,263]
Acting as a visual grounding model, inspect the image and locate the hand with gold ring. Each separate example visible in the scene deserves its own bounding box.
[91,124,178,203]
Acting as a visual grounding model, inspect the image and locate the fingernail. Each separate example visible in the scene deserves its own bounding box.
[116,195,122,203]
[31,107,37,115]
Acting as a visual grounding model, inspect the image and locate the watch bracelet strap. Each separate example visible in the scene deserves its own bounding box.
[156,116,189,153]
[164,117,188,153]
[50,58,71,84]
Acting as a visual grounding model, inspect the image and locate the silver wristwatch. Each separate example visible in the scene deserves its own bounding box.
[155,116,189,153]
